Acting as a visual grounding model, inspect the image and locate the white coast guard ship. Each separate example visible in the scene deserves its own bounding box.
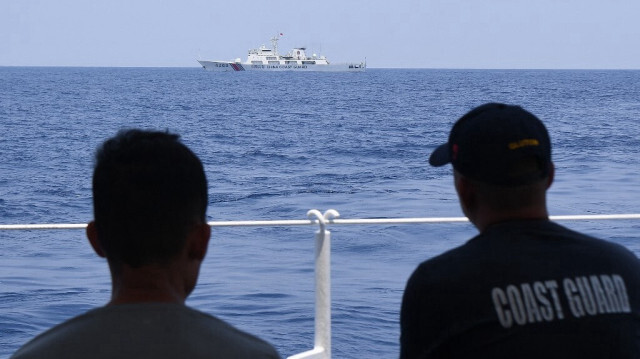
[198,35,366,72]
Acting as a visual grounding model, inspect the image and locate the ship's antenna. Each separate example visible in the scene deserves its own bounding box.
[271,33,282,56]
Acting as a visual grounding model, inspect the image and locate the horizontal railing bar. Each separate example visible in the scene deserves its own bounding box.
[0,223,89,230]
[550,214,640,221]
[1,214,639,231]
[210,219,317,227]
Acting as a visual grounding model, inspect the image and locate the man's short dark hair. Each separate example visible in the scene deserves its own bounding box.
[92,129,208,268]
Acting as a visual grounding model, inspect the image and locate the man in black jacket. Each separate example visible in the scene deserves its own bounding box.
[400,103,640,358]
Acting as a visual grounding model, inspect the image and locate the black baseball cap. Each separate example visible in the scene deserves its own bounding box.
[429,103,552,186]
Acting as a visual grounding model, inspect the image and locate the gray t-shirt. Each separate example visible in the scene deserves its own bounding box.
[12,302,280,359]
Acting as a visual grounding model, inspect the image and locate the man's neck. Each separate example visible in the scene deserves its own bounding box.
[473,206,549,233]
[108,264,189,305]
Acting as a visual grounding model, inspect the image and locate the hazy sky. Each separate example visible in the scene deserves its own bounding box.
[2,0,639,69]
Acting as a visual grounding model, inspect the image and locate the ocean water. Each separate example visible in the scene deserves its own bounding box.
[1,67,640,358]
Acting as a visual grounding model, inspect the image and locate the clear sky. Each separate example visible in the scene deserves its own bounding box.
[2,0,639,69]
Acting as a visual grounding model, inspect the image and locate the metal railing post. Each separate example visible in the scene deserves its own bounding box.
[288,209,339,359]
[314,211,333,359]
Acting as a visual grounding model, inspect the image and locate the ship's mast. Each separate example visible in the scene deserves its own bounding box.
[271,33,281,56]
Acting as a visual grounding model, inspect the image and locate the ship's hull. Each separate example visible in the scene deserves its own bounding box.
[198,60,365,72]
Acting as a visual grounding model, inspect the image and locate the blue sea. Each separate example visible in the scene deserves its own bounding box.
[1,67,640,358]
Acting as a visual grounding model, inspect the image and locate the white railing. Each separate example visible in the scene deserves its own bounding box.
[2,211,640,359]
[4,213,640,231]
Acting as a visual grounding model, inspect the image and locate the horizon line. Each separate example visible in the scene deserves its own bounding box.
[2,65,640,71]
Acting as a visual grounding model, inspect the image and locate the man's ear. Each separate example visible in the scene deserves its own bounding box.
[454,171,476,220]
[188,222,211,261]
[546,162,555,189]
[86,221,106,258]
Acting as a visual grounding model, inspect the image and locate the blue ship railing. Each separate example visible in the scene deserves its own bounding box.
[2,211,640,359]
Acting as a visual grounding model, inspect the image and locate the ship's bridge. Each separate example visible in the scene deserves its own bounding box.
[291,48,307,60]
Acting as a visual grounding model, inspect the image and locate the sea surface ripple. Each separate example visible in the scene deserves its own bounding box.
[1,67,639,358]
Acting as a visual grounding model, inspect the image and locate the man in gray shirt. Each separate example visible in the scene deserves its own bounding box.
[12,129,280,359]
